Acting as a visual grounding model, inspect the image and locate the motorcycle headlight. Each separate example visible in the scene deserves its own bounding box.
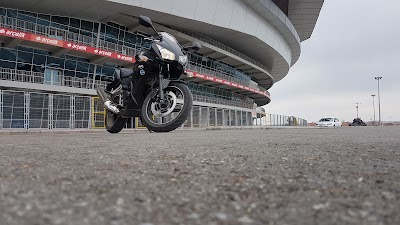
[156,44,175,60]
[178,55,188,65]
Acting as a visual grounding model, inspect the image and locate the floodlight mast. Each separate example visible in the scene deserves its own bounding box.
[374,77,382,126]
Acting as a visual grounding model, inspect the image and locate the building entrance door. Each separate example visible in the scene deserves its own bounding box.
[44,68,61,86]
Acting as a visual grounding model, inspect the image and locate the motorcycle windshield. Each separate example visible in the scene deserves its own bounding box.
[156,32,185,57]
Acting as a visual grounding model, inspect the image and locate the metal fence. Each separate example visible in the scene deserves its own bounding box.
[0,89,91,129]
[265,114,308,126]
[0,89,307,130]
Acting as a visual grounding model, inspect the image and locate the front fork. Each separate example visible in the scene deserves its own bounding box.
[158,65,170,104]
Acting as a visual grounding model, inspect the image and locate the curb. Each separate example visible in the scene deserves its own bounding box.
[0,126,314,135]
[0,129,149,135]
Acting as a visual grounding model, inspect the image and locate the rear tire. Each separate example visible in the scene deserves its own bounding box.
[105,110,127,134]
[141,82,192,133]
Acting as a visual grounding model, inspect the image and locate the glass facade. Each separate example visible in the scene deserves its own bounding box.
[0,6,255,86]
[188,82,254,109]
[0,46,115,80]
[0,6,266,109]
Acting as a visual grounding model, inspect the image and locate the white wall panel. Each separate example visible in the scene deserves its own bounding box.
[171,0,197,19]
[255,16,267,42]
[243,6,258,36]
[214,0,234,28]
[141,0,173,14]
[112,0,140,7]
[229,0,247,32]
[194,0,217,24]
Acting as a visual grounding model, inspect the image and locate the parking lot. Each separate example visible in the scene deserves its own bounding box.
[0,127,399,225]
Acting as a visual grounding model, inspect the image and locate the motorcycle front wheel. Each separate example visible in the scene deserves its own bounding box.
[141,82,192,133]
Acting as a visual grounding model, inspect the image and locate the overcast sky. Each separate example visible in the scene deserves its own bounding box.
[263,0,400,122]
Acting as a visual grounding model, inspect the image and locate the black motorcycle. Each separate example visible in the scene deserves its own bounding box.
[96,16,201,133]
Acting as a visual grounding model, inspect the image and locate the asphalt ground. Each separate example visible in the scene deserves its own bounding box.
[0,126,399,225]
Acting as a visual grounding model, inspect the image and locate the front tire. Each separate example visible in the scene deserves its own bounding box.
[141,82,192,132]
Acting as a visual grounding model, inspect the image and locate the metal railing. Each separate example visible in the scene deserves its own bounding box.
[0,68,107,90]
[186,63,269,96]
[192,94,254,109]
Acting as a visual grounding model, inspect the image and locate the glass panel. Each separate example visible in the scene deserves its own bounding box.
[46,56,64,68]
[0,48,17,61]
[105,25,119,43]
[17,46,34,53]
[64,70,75,77]
[102,65,114,77]
[64,59,76,71]
[50,15,69,29]
[124,32,136,45]
[44,69,60,85]
[6,9,18,18]
[0,60,16,69]
[17,10,37,23]
[70,18,80,28]
[81,21,94,33]
[75,71,87,78]
[36,18,50,26]
[76,61,89,72]
[44,69,52,84]
[34,48,49,55]
[32,64,44,73]
[17,51,33,63]
[32,53,46,65]
[53,70,60,85]
[16,63,32,71]
[0,8,6,16]
[65,55,77,61]
[76,57,89,63]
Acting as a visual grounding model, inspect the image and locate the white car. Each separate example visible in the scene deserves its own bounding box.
[316,118,342,127]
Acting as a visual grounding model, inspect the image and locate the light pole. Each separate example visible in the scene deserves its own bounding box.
[375,76,382,126]
[355,102,361,119]
[371,94,376,126]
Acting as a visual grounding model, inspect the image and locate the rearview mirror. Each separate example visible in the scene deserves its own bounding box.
[183,41,202,52]
[139,15,153,28]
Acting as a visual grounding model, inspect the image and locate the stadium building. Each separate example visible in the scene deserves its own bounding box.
[0,0,323,129]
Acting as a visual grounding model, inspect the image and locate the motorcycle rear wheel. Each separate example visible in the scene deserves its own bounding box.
[105,110,127,133]
[141,82,192,132]
[104,89,127,133]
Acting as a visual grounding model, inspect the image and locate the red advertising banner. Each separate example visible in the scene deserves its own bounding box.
[31,34,64,47]
[0,27,136,63]
[0,27,31,40]
[0,26,268,98]
[184,70,269,97]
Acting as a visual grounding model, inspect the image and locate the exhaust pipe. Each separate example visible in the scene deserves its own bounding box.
[96,87,120,114]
